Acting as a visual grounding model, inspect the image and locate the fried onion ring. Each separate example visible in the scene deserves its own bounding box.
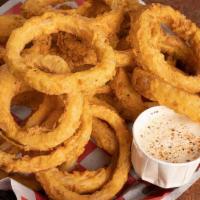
[0,100,91,173]
[0,66,83,151]
[111,68,145,120]
[36,104,131,200]
[131,3,200,93]
[132,67,200,122]
[56,117,117,194]
[6,12,116,95]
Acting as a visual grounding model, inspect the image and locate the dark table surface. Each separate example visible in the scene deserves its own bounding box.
[0,0,8,7]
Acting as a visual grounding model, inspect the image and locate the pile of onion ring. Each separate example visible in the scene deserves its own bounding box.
[0,0,198,199]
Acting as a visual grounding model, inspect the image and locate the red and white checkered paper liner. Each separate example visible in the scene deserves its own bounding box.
[0,1,200,199]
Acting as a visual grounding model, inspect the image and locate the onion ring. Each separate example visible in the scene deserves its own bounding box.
[0,100,91,173]
[132,67,200,122]
[130,3,200,93]
[36,104,131,200]
[6,12,116,95]
[0,66,83,151]
[57,117,117,194]
[111,67,145,120]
